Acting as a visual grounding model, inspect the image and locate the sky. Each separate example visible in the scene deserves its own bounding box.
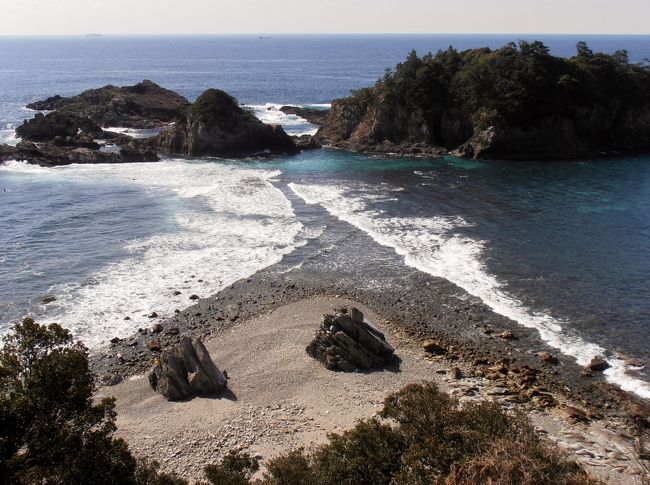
[1,0,649,35]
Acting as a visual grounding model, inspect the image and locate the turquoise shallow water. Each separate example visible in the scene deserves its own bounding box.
[1,35,649,396]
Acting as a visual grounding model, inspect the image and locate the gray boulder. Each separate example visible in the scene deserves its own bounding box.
[149,336,227,401]
[306,306,395,371]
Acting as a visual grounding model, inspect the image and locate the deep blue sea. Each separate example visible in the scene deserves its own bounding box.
[1,35,649,398]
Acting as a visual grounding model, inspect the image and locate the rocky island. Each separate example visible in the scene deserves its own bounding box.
[1,81,299,166]
[316,41,650,160]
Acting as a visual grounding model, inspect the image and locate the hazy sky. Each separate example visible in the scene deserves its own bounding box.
[2,0,649,35]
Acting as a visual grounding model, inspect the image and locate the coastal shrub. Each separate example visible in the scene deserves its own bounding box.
[258,383,599,485]
[204,450,260,485]
[0,317,186,485]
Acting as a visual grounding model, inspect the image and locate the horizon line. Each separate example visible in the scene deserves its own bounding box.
[2,32,650,37]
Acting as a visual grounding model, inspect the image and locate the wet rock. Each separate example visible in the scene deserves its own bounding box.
[145,88,298,157]
[189,294,200,301]
[148,336,227,401]
[586,356,610,372]
[42,295,57,304]
[306,306,395,371]
[110,337,121,344]
[173,290,182,296]
[166,327,180,336]
[538,351,558,364]
[498,330,515,340]
[152,323,163,333]
[148,312,159,318]
[624,358,645,368]
[124,316,131,320]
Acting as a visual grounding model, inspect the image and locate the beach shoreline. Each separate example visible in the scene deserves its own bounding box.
[97,295,645,484]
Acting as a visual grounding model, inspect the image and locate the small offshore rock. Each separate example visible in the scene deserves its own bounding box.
[189,294,200,301]
[538,351,558,364]
[124,316,131,321]
[173,290,182,296]
[624,358,645,368]
[110,337,121,344]
[42,295,56,304]
[148,312,159,318]
[586,356,610,372]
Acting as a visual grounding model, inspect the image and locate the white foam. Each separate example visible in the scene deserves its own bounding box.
[28,160,304,348]
[0,128,19,146]
[245,103,319,136]
[0,159,54,175]
[102,127,166,139]
[289,181,650,399]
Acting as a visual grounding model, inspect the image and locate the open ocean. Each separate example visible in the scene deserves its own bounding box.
[1,34,649,398]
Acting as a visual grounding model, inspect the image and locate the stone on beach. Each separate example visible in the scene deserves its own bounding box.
[149,336,227,401]
[306,306,395,371]
[585,356,610,373]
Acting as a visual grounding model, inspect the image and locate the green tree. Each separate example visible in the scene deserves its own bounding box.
[0,318,186,485]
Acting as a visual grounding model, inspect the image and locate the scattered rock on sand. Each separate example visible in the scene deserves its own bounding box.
[306,306,395,371]
[538,351,558,364]
[498,330,515,340]
[149,336,227,401]
[422,339,446,355]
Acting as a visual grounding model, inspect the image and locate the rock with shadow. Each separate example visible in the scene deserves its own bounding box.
[149,336,227,401]
[307,306,397,372]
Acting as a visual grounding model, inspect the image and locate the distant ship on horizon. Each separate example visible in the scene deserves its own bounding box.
[85,33,103,37]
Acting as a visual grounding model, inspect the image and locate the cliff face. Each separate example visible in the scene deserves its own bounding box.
[149,89,299,157]
[317,43,650,160]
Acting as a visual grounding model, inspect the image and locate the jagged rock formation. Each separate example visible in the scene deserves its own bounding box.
[26,80,190,128]
[148,336,227,401]
[0,141,157,167]
[279,106,329,125]
[146,89,299,157]
[316,42,650,160]
[306,307,395,371]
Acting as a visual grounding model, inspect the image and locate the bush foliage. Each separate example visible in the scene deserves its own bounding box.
[0,318,187,485]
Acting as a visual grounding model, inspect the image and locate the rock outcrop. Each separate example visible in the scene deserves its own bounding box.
[279,106,329,126]
[306,307,395,371]
[16,111,104,142]
[0,141,157,167]
[146,89,299,157]
[148,336,227,401]
[26,80,190,128]
[316,43,650,160]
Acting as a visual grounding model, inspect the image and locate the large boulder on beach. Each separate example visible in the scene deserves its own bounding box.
[148,336,227,401]
[306,307,395,371]
[26,80,190,129]
[146,88,299,157]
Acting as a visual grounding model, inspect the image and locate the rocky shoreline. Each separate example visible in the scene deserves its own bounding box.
[91,250,650,437]
[96,290,648,483]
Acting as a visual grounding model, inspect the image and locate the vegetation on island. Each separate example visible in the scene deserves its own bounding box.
[317,41,650,159]
[0,318,613,485]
